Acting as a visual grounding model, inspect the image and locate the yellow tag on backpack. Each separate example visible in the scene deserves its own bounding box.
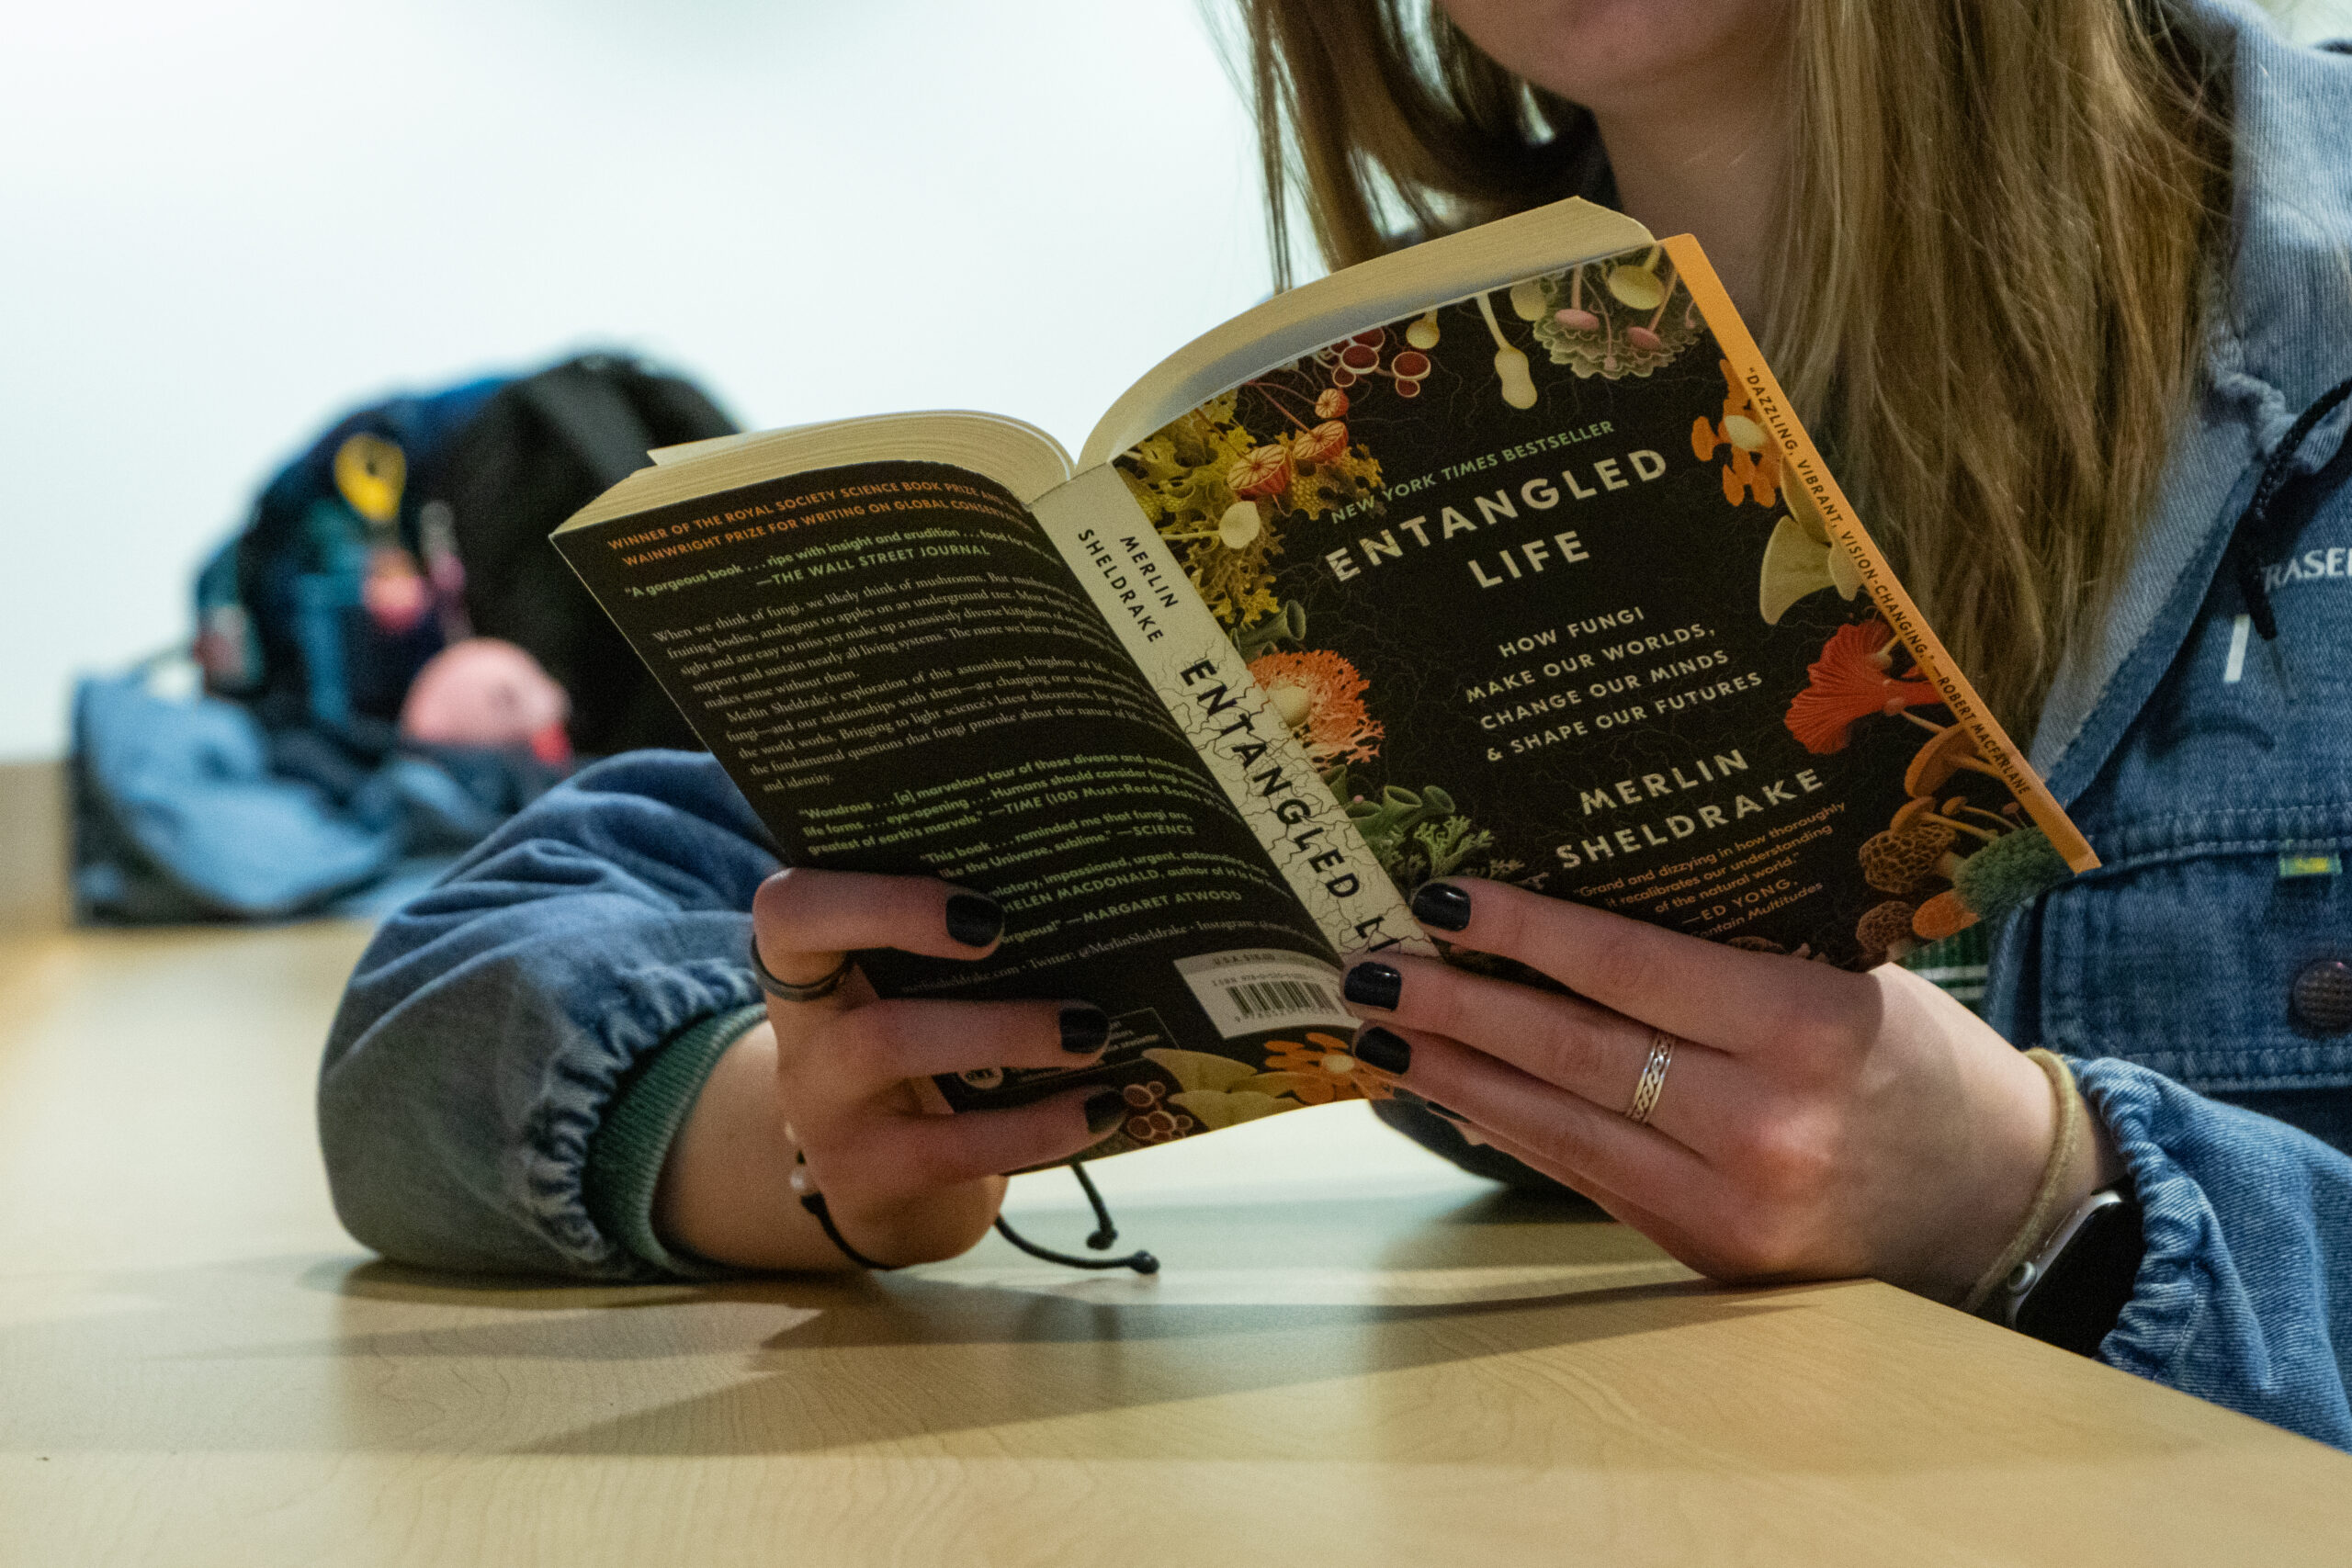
[334,434,406,527]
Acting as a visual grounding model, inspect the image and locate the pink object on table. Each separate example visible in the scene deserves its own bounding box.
[399,637,572,761]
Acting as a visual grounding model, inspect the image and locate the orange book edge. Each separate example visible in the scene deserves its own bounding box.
[1665,233,2098,874]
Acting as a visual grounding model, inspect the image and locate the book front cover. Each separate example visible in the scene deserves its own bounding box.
[1114,239,2092,969]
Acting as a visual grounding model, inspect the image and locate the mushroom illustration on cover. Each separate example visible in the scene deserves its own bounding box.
[1115,235,2094,969]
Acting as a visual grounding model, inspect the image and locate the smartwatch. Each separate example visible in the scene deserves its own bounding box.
[1996,1188,2145,1357]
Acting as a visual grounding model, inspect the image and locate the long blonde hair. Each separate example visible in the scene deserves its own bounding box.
[1238,0,2229,736]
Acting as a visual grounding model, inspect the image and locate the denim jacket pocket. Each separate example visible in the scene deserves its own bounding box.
[2034,810,2352,1092]
[2028,438,2352,1092]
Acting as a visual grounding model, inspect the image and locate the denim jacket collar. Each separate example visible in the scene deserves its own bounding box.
[2030,0,2352,797]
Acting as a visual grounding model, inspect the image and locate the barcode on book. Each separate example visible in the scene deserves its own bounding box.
[1226,976,1345,1020]
[1174,949,1356,1040]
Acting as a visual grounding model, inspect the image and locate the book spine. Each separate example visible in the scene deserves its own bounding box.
[1665,234,2098,874]
[1033,467,1432,960]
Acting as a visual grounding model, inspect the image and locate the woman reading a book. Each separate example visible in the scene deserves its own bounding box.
[319,0,2352,1448]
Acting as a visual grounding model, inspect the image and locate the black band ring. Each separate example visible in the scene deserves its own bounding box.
[748,932,852,1002]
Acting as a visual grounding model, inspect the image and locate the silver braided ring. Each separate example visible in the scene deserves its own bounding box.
[1625,1031,1678,1125]
[748,934,852,1002]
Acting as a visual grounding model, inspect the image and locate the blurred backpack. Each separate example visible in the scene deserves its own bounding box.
[195,352,736,755]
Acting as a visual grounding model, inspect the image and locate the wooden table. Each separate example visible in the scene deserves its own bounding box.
[2,923,2346,1565]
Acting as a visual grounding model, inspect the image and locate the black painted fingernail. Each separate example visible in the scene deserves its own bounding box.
[1343,962,1402,1010]
[1353,1025,1412,1075]
[944,892,1003,948]
[1411,882,1474,932]
[1059,1004,1111,1054]
[1085,1089,1128,1136]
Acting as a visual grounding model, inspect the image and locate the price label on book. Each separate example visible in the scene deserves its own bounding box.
[1174,950,1357,1040]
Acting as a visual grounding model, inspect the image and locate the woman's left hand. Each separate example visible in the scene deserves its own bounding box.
[1341,879,2117,1303]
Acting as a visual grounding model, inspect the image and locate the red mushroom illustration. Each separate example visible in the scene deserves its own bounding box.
[1290,420,1350,468]
[1308,325,1433,400]
[1227,444,1292,500]
[1119,1079,1197,1145]
[1784,620,1946,754]
[1323,328,1389,389]
[1207,444,1294,549]
[1117,378,1382,628]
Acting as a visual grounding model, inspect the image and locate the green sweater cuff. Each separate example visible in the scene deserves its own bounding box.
[583,1004,767,1280]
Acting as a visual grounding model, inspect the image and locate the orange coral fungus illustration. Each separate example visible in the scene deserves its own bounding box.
[1248,649,1385,765]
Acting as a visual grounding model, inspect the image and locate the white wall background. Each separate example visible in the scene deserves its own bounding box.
[3,0,2347,763]
[0,0,1274,761]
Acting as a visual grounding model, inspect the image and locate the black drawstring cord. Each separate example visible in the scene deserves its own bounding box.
[796,1150,902,1272]
[798,1152,1157,1274]
[2230,372,2352,642]
[993,1158,1159,1274]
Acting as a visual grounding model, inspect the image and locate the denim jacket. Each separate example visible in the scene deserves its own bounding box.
[319,0,2352,1449]
[1979,2,2352,1446]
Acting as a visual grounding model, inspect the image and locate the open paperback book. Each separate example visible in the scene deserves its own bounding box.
[553,196,2096,1157]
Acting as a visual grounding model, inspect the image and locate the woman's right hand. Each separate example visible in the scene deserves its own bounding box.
[651,867,1126,1270]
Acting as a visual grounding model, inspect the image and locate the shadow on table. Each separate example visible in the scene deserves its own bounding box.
[310,1186,1771,1458]
[0,1188,2219,1472]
